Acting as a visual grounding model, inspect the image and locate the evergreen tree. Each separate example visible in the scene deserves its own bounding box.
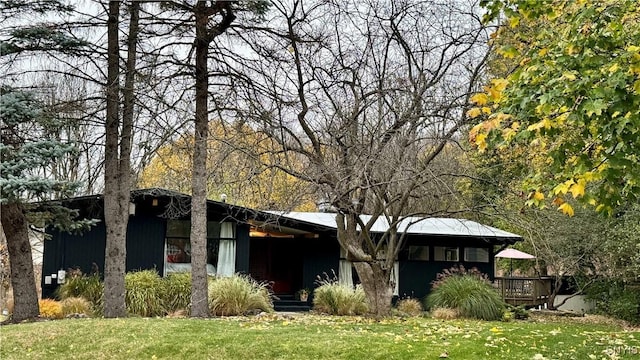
[0,88,93,322]
[1,0,90,322]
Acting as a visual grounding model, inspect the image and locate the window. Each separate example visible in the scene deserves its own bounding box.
[464,247,489,263]
[407,246,430,261]
[434,246,459,262]
[164,220,229,276]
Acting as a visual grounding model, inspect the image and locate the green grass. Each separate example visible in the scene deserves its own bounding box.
[1,315,638,359]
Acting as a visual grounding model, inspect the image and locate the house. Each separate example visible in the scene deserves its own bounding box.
[41,188,522,305]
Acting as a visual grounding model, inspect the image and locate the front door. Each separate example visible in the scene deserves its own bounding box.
[249,237,303,295]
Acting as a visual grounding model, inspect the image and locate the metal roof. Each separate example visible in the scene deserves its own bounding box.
[266,211,522,239]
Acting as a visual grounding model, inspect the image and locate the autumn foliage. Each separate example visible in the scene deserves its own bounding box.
[139,122,316,211]
[472,0,640,215]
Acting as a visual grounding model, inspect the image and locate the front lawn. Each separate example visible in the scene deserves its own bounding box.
[1,314,638,359]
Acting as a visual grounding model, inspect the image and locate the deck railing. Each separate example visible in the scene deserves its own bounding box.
[494,276,552,306]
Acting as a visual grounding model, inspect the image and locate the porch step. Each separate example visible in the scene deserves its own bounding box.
[273,296,311,312]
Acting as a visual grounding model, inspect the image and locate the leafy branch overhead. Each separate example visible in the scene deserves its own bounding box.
[471,0,640,215]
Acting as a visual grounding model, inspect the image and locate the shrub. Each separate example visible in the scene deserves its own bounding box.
[56,273,104,315]
[426,274,505,321]
[507,305,529,320]
[125,270,165,317]
[431,264,489,289]
[587,280,640,324]
[208,274,273,316]
[162,272,192,314]
[431,307,460,320]
[60,297,92,317]
[501,310,514,322]
[396,298,423,317]
[39,299,63,319]
[312,282,369,316]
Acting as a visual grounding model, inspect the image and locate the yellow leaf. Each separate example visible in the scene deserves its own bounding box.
[562,72,576,81]
[483,85,502,102]
[568,180,585,198]
[469,123,483,136]
[582,171,598,181]
[527,119,552,131]
[552,197,565,206]
[558,203,574,217]
[533,191,545,201]
[608,63,620,73]
[509,16,520,28]
[467,107,482,118]
[493,112,513,123]
[538,48,549,57]
[482,107,492,115]
[475,133,488,152]
[470,93,489,105]
[491,78,509,92]
[553,179,574,195]
[627,45,640,53]
[502,127,516,141]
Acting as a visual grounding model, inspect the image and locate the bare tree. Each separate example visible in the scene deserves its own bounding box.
[188,0,236,317]
[239,0,491,316]
[103,0,140,318]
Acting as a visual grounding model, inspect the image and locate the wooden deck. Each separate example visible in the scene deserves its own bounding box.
[494,276,552,307]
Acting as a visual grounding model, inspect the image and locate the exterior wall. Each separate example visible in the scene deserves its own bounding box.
[43,217,253,299]
[42,215,168,298]
[397,236,495,301]
[301,236,340,293]
[42,221,107,298]
[126,215,167,273]
[235,224,250,274]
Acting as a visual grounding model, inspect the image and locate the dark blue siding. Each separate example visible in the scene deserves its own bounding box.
[302,236,339,291]
[235,224,250,273]
[126,216,166,273]
[42,221,107,298]
[42,216,168,299]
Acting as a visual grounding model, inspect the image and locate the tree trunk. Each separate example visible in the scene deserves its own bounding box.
[190,2,210,318]
[103,0,127,318]
[1,203,39,322]
[546,276,563,310]
[353,262,393,317]
[336,213,393,316]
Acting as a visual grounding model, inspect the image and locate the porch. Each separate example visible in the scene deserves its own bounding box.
[494,276,553,307]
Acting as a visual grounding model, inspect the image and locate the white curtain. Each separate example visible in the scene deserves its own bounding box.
[216,222,236,277]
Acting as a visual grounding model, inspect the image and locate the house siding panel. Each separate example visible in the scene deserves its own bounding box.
[41,222,107,299]
[302,236,339,291]
[125,216,166,274]
[235,224,250,273]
